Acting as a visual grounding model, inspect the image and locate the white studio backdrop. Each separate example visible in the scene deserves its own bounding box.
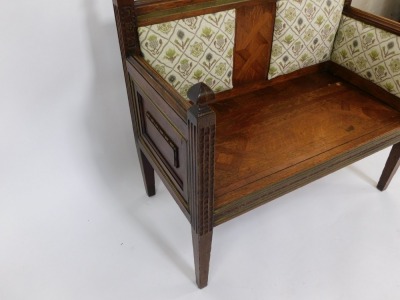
[1,1,400,300]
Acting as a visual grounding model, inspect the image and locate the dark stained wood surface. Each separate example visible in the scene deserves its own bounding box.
[187,87,216,289]
[233,2,275,85]
[134,0,273,26]
[211,72,400,211]
[377,142,400,191]
[127,57,190,126]
[192,229,212,289]
[187,82,215,105]
[138,150,156,196]
[344,6,400,36]
[114,0,400,288]
[216,62,329,103]
[329,62,400,112]
[344,0,353,7]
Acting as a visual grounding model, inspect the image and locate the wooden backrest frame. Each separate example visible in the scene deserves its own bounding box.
[115,0,400,112]
[132,0,278,87]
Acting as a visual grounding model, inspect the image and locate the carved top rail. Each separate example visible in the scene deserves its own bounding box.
[134,0,274,25]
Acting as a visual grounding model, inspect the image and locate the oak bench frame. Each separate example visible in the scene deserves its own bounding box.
[113,0,400,288]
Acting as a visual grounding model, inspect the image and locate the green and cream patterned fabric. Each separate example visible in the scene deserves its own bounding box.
[268,0,345,79]
[138,10,235,99]
[332,16,400,98]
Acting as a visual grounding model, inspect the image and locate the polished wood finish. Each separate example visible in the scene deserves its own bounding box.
[233,2,276,84]
[217,62,329,102]
[113,1,137,128]
[139,150,156,196]
[192,229,212,289]
[127,57,190,121]
[188,82,215,105]
[135,0,273,26]
[377,143,400,191]
[329,62,400,112]
[113,0,400,288]
[135,86,187,193]
[133,0,209,14]
[133,0,275,16]
[124,38,191,218]
[130,76,189,207]
[344,0,352,7]
[114,1,140,57]
[211,72,400,222]
[187,83,216,289]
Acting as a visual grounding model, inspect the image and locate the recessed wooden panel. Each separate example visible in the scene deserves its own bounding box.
[233,2,276,85]
[135,85,188,197]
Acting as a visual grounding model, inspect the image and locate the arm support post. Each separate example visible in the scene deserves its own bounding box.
[187,83,216,288]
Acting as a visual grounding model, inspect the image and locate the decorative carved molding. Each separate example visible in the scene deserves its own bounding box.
[114,3,141,137]
[114,4,140,58]
[187,103,216,235]
[145,111,180,168]
[187,83,215,106]
[344,0,352,7]
[114,4,135,124]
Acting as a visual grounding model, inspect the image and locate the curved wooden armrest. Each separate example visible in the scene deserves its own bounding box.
[344,6,400,36]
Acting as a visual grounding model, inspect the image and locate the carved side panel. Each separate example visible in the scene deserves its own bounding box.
[135,87,187,194]
[187,105,216,235]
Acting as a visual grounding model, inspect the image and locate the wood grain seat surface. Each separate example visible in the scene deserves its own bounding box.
[212,72,400,210]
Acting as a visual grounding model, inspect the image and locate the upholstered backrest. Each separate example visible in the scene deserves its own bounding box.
[268,0,345,79]
[138,10,235,99]
[331,16,400,98]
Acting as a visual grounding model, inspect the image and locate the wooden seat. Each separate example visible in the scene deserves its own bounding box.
[212,71,400,222]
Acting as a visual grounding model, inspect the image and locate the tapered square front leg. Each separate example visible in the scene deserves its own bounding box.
[377,143,400,191]
[192,230,213,288]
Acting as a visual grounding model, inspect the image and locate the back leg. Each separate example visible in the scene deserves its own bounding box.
[377,143,400,191]
[138,150,156,196]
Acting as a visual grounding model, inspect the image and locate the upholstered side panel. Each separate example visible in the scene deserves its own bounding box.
[331,16,400,98]
[138,10,235,99]
[268,0,345,80]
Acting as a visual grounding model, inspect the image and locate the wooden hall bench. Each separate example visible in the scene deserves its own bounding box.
[113,0,400,288]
